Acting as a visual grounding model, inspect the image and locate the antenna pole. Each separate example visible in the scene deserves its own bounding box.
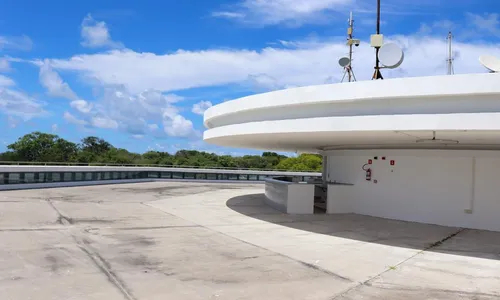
[341,11,357,83]
[348,12,353,82]
[447,31,454,75]
[372,0,383,80]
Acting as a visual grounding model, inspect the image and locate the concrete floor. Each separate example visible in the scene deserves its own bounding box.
[0,182,499,300]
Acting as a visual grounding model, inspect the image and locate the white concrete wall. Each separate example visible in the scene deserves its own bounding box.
[264,179,315,214]
[264,179,289,212]
[325,150,500,231]
[287,184,315,214]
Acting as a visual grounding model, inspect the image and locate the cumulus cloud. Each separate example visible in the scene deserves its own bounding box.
[0,75,15,87]
[70,99,93,113]
[0,88,46,120]
[192,100,213,115]
[81,14,122,49]
[58,84,195,137]
[49,35,500,96]
[39,60,78,100]
[90,115,118,129]
[63,111,88,126]
[163,114,198,138]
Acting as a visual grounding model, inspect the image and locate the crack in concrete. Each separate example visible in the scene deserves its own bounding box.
[366,283,500,298]
[331,228,467,299]
[74,236,138,300]
[45,198,73,225]
[43,196,138,300]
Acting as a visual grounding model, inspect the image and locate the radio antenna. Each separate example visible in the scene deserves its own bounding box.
[340,12,359,82]
[446,31,454,75]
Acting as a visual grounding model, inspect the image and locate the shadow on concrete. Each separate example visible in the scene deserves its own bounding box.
[226,193,500,261]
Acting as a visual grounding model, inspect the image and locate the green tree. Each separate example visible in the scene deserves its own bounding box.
[7,132,77,162]
[0,131,322,171]
[276,154,322,171]
[80,136,112,155]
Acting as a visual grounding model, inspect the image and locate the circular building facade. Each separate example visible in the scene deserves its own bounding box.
[204,73,500,231]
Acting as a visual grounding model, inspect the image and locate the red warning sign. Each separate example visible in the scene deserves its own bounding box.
[390,160,395,166]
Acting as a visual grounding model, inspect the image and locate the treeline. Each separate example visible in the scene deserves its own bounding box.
[0,132,322,171]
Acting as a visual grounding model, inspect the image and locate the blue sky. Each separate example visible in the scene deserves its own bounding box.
[0,0,499,156]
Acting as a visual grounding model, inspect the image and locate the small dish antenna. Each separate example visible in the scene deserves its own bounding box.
[479,55,500,73]
[338,57,351,68]
[378,43,404,69]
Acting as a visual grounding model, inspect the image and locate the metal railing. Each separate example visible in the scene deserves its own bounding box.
[0,161,319,173]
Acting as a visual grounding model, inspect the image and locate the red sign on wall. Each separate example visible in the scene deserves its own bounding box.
[390,160,395,166]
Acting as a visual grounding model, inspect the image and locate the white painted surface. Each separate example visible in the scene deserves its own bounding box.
[264,179,314,214]
[203,73,500,152]
[287,184,315,214]
[325,149,500,231]
[264,179,288,212]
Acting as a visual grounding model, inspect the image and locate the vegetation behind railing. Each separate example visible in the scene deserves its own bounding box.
[0,132,323,172]
[0,161,320,173]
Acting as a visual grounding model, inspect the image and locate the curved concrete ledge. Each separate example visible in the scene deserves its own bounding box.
[205,73,500,128]
[203,73,500,151]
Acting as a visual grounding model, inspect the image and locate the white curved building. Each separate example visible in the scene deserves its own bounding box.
[204,73,500,231]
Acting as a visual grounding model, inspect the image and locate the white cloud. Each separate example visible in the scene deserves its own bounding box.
[0,35,33,51]
[192,100,213,115]
[51,124,58,133]
[163,114,198,138]
[63,111,88,126]
[213,0,352,26]
[39,60,78,100]
[59,84,194,138]
[211,11,246,19]
[0,88,46,120]
[81,14,122,49]
[0,75,15,87]
[466,13,500,37]
[90,116,118,129]
[49,35,500,96]
[70,99,93,113]
[0,59,11,72]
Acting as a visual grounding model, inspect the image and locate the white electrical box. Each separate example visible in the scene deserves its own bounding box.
[370,34,384,47]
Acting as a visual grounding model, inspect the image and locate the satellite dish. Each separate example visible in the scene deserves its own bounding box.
[338,57,351,68]
[378,43,404,69]
[479,55,500,73]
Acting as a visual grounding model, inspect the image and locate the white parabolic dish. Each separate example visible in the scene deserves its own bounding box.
[378,43,404,69]
[479,55,500,72]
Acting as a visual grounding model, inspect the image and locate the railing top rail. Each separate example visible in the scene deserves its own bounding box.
[0,161,319,173]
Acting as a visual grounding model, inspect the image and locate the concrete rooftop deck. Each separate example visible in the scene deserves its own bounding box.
[0,182,499,299]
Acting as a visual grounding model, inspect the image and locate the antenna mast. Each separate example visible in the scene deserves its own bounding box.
[341,11,358,82]
[372,0,383,80]
[447,31,454,75]
[347,12,354,82]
